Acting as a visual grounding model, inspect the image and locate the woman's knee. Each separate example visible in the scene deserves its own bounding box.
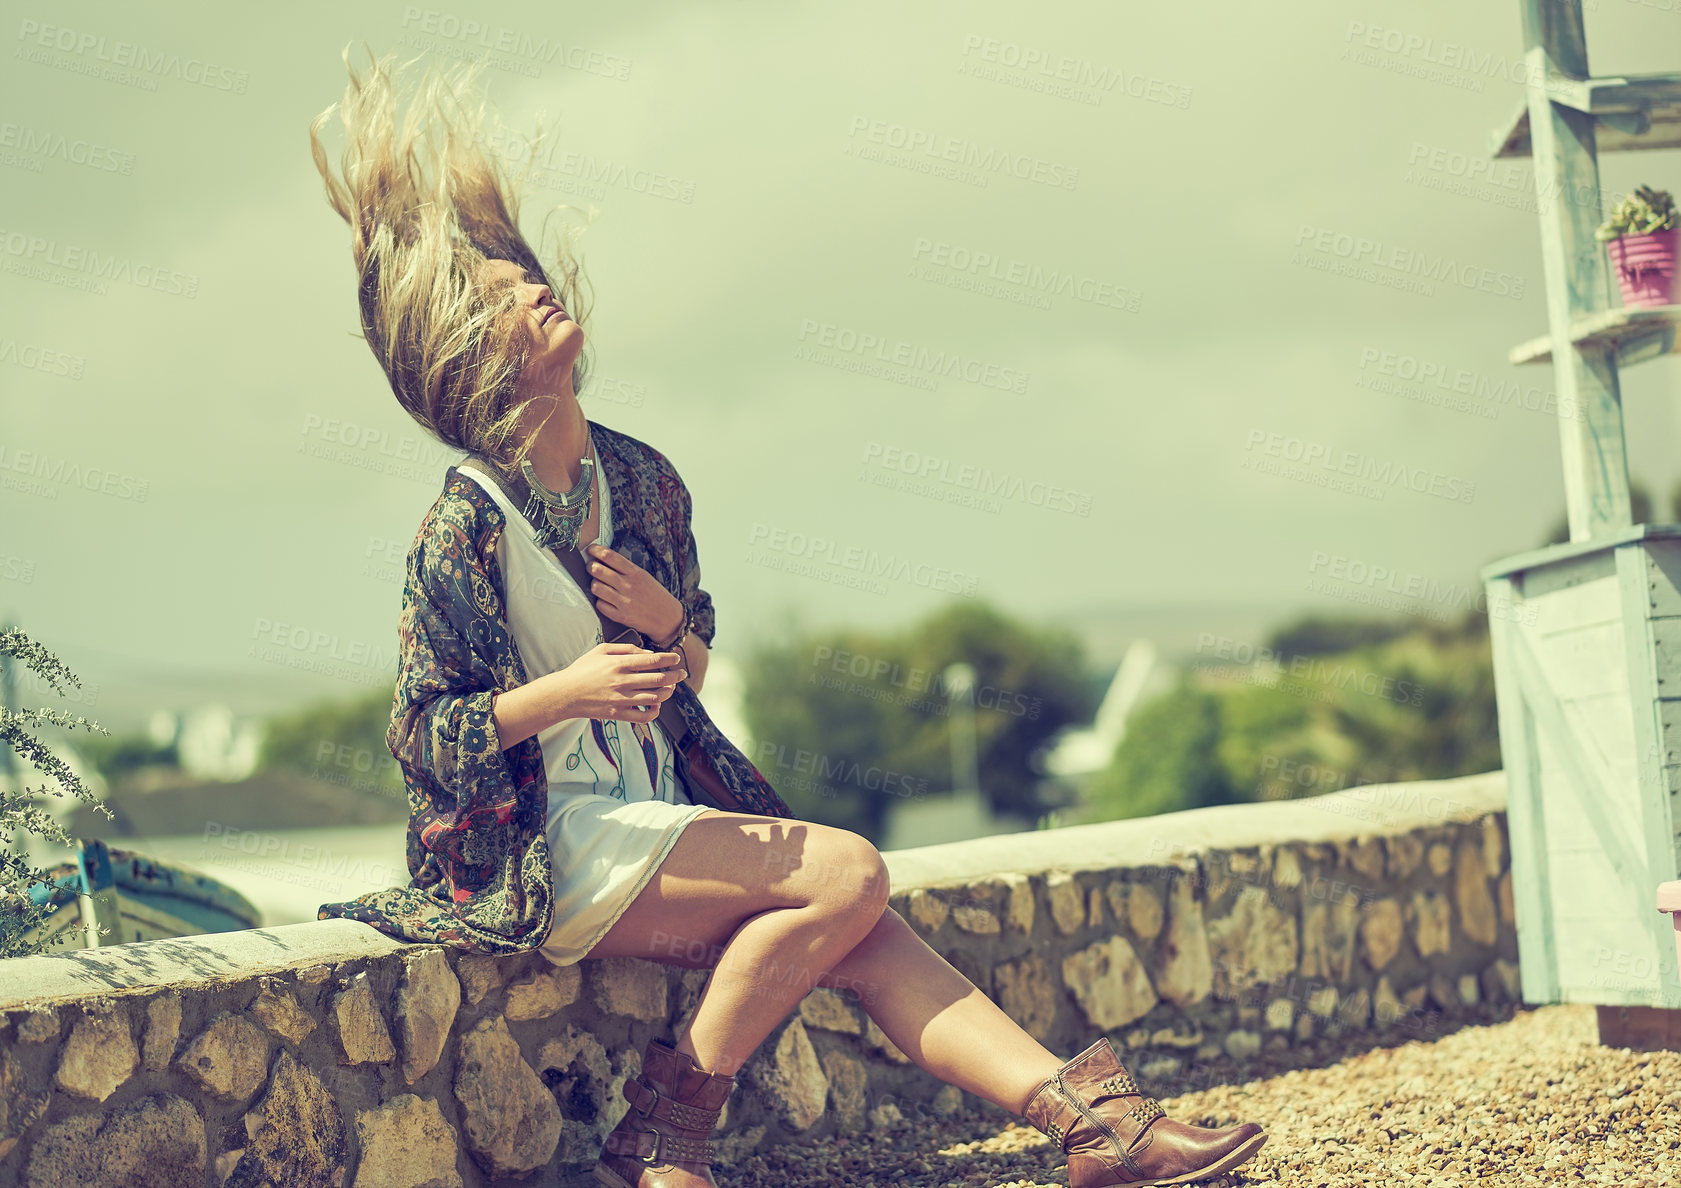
[803,828,891,929]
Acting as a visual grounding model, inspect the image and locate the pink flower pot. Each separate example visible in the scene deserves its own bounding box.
[1607,228,1679,308]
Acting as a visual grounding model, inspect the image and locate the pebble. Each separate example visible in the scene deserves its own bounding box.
[715,1004,1681,1186]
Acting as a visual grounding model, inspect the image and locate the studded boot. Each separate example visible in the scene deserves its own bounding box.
[1022,1038,1267,1187]
[593,1038,738,1188]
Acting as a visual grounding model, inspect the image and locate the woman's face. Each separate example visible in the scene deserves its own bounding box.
[479,257,584,397]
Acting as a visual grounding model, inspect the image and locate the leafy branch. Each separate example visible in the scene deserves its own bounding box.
[0,629,114,959]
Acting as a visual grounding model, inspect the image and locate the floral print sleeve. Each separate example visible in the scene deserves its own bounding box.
[387,512,515,835]
[666,463,717,649]
[317,474,554,954]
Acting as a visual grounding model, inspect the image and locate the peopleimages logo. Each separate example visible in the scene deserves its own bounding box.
[751,739,930,800]
[957,34,1193,110]
[1194,634,1424,708]
[0,445,148,501]
[397,8,631,79]
[1310,551,1487,605]
[810,644,1043,719]
[0,338,84,379]
[796,319,1030,394]
[1293,224,1525,299]
[1341,21,1559,88]
[1355,345,1582,423]
[861,442,1089,515]
[846,114,1080,191]
[0,122,136,174]
[1243,430,1477,505]
[0,228,198,297]
[747,522,980,597]
[14,19,250,93]
[911,237,1142,312]
[1306,550,1538,626]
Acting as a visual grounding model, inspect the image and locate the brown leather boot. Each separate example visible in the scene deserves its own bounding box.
[593,1038,738,1188]
[1022,1038,1267,1187]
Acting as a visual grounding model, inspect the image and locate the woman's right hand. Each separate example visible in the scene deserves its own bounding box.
[550,642,687,722]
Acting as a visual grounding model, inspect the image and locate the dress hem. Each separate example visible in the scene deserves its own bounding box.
[537,800,719,968]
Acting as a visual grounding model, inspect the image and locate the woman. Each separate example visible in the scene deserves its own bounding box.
[309,48,1266,1188]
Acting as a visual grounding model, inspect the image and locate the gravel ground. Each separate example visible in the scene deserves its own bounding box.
[718,1004,1681,1187]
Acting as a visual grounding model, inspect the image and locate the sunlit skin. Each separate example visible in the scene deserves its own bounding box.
[477,258,1065,1112]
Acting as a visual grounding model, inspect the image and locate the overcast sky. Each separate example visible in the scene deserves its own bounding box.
[3,0,1679,729]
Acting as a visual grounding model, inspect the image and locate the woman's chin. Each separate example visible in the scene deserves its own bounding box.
[548,322,584,357]
[524,343,585,394]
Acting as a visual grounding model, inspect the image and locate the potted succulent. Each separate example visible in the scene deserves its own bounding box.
[1596,184,1678,308]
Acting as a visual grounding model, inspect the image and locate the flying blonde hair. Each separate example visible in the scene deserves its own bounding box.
[308,45,594,472]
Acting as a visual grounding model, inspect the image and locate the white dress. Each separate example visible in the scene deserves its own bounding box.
[457,429,713,966]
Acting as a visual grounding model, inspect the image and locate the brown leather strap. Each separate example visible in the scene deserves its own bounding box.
[603,1126,715,1164]
[1129,1097,1166,1130]
[623,1075,723,1130]
[1023,1080,1079,1148]
[1027,1077,1163,1183]
[1094,1071,1167,1149]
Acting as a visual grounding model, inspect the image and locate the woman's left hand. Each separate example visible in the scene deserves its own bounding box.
[583,543,684,642]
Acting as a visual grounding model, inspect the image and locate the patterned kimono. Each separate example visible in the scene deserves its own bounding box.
[316,420,794,955]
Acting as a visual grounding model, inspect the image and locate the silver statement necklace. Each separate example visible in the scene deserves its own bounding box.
[519,434,596,552]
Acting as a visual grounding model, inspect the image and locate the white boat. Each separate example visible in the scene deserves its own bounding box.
[4,837,262,952]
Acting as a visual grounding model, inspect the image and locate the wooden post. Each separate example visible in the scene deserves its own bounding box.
[1486,575,1558,1003]
[1520,0,1632,541]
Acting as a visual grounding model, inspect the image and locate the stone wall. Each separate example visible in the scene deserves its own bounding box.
[0,771,1516,1186]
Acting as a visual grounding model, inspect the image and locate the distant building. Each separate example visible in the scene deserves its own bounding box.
[148,705,263,782]
[1039,639,1164,779]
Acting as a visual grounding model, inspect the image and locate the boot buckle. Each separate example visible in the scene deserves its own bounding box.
[634,1127,664,1165]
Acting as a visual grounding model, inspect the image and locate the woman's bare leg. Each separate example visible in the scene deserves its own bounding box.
[583,809,891,1077]
[814,906,1065,1115]
[583,811,1060,1110]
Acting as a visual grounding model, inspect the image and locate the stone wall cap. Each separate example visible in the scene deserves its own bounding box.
[0,919,408,1010]
[883,771,1506,892]
[0,773,1507,1009]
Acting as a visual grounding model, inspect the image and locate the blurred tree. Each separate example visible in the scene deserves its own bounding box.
[742,624,904,841]
[257,687,402,799]
[740,599,1096,844]
[893,600,1093,820]
[82,732,177,782]
[1267,615,1413,660]
[1085,678,1228,820]
[1081,610,1501,826]
[1398,614,1501,778]
[1074,469,1623,829]
[1211,682,1316,798]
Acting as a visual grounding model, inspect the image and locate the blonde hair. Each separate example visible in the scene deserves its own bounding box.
[308,45,594,471]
